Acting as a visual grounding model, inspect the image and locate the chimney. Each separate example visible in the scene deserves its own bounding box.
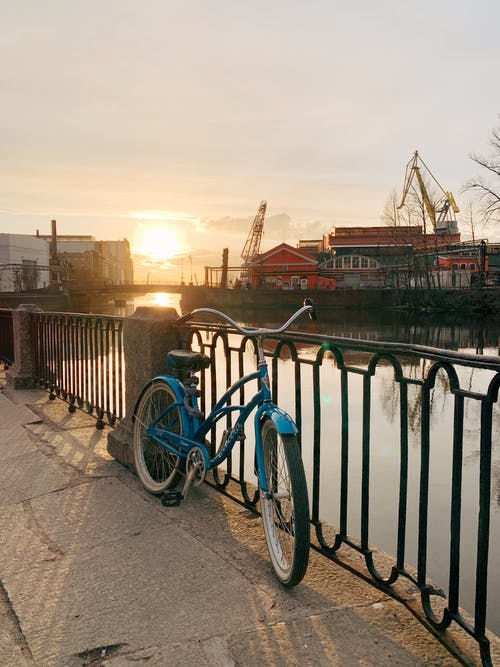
[50,219,57,260]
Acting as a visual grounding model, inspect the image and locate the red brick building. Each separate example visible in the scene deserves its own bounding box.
[322,225,460,252]
[248,243,335,290]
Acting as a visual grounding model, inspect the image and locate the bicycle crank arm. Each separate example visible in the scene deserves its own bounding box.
[181,463,199,500]
[160,462,200,507]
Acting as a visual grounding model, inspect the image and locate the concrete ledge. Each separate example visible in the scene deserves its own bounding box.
[107,306,188,468]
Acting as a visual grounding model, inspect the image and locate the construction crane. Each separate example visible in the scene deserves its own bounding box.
[239,200,267,284]
[398,150,459,235]
[241,200,267,266]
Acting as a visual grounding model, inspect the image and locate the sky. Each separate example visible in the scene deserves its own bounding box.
[1,0,499,282]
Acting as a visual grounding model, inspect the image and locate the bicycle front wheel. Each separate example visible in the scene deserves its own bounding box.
[133,380,184,494]
[259,418,310,586]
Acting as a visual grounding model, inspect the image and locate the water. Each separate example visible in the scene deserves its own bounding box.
[102,291,500,632]
[101,290,499,353]
[103,292,182,317]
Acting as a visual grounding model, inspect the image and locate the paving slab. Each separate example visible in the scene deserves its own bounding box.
[0,449,72,505]
[0,427,37,459]
[0,404,41,437]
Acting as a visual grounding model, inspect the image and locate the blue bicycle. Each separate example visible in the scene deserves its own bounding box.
[132,300,315,585]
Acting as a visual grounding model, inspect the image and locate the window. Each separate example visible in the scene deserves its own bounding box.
[361,257,368,268]
[452,263,458,270]
[291,276,300,288]
[335,257,343,268]
[344,256,352,268]
[469,263,476,270]
[461,263,466,270]
[352,256,360,268]
[369,258,377,268]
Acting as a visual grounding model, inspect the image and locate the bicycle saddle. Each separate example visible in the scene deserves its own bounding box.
[167,350,211,371]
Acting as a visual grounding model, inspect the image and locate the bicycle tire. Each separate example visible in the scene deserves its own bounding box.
[133,379,184,494]
[259,418,310,586]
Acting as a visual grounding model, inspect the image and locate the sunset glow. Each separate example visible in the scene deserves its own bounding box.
[133,226,182,262]
[128,210,198,266]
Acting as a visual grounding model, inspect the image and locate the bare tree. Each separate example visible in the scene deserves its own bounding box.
[465,118,500,223]
[381,190,422,288]
[381,189,401,228]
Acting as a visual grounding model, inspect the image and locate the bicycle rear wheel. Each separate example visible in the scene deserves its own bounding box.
[133,379,184,494]
[259,418,310,586]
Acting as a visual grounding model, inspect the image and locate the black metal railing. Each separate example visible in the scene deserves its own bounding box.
[0,308,14,367]
[31,312,125,427]
[188,321,500,667]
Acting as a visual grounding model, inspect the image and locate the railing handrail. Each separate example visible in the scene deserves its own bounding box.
[191,319,500,370]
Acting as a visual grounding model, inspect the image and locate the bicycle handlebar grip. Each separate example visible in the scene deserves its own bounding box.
[303,297,317,321]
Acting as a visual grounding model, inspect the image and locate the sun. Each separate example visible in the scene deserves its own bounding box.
[136,226,182,262]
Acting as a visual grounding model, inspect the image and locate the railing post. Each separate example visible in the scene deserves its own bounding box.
[107,306,187,469]
[6,304,42,389]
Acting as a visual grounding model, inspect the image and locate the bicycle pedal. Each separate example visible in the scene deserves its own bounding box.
[161,490,183,507]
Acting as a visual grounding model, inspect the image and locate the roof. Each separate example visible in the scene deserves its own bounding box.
[250,242,317,266]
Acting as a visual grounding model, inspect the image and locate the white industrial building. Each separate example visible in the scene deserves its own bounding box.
[0,234,50,291]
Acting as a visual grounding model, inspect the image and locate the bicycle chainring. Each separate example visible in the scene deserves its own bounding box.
[186,446,206,487]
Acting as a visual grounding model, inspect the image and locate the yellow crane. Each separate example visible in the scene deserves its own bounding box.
[398,150,459,234]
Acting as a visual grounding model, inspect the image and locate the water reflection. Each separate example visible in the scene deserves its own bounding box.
[255,309,500,356]
[88,291,500,357]
[92,292,182,317]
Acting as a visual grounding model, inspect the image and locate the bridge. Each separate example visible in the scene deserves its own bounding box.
[66,282,187,296]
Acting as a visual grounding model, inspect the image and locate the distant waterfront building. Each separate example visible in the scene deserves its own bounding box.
[0,234,50,291]
[36,231,134,285]
[322,225,461,253]
[0,222,135,292]
[295,225,463,289]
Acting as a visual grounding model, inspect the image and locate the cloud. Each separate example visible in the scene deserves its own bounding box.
[128,210,200,226]
[199,211,295,239]
[200,215,251,234]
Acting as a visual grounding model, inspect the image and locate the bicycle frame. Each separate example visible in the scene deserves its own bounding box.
[144,346,297,493]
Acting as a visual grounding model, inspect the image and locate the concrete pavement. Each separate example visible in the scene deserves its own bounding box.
[0,373,496,666]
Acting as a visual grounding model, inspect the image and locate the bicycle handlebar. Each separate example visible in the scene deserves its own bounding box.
[176,298,317,335]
